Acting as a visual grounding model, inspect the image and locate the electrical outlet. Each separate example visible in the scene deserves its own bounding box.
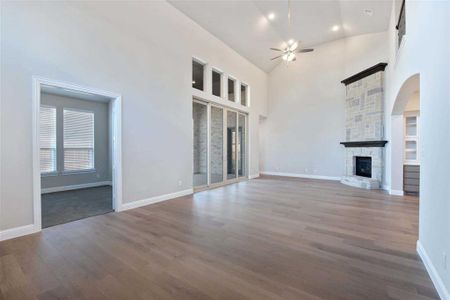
[305,168,309,173]
[178,180,183,187]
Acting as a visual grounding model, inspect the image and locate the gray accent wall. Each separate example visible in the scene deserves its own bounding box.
[40,93,111,189]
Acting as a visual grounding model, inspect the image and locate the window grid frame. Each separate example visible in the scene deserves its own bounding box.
[39,105,58,175]
[62,107,96,173]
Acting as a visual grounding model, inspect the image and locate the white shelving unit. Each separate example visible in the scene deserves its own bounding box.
[404,112,420,165]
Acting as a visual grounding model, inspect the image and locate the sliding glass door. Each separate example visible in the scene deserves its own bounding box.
[238,113,247,178]
[226,111,237,180]
[193,100,247,190]
[210,106,224,184]
[193,101,208,187]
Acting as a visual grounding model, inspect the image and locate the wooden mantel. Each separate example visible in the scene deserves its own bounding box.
[341,63,388,86]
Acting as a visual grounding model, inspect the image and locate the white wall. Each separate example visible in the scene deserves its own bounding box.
[262,32,388,179]
[384,1,450,298]
[0,1,267,231]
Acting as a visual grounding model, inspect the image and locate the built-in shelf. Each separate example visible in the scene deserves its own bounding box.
[404,112,419,164]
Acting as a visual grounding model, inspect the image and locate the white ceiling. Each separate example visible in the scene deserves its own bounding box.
[169,0,393,72]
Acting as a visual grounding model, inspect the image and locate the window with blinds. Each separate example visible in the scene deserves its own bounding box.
[63,109,95,171]
[40,106,57,173]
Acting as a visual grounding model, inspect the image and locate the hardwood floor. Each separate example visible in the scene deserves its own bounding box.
[0,176,438,299]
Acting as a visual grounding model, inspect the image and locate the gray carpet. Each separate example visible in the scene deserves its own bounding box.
[41,186,113,228]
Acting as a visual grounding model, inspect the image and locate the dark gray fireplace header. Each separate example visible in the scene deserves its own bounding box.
[341,63,388,86]
[340,141,388,148]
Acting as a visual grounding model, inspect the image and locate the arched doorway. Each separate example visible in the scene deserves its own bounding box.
[390,73,420,195]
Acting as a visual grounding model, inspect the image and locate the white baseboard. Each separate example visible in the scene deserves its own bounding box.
[261,171,340,181]
[249,173,260,179]
[390,189,404,196]
[120,188,193,212]
[0,224,40,241]
[41,181,112,194]
[417,240,450,300]
[0,188,192,241]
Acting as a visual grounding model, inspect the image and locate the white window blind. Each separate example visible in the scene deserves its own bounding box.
[40,106,57,173]
[63,109,94,171]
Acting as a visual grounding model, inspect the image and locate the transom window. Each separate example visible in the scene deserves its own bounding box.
[192,59,205,91]
[228,77,235,102]
[240,83,248,106]
[212,69,222,97]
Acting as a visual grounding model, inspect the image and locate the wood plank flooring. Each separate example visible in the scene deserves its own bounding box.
[0,176,438,299]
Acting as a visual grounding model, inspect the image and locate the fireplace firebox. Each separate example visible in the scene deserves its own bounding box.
[355,156,372,178]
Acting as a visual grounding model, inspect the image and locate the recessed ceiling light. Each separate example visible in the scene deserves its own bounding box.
[332,25,340,32]
[288,39,294,45]
[268,13,275,20]
[364,9,373,16]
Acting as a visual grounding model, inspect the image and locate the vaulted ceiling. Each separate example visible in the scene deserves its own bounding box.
[169,0,393,72]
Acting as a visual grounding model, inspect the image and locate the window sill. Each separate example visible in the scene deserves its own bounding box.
[41,171,58,177]
[62,169,96,176]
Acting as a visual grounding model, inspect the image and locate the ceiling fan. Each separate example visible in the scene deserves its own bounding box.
[270,0,314,63]
[270,41,313,62]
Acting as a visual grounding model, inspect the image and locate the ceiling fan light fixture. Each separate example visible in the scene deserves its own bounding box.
[282,52,296,62]
[289,41,298,51]
[269,0,313,64]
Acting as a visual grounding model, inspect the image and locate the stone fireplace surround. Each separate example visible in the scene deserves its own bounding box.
[340,63,388,189]
[342,145,384,189]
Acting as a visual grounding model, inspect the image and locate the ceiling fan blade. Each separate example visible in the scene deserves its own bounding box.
[271,54,283,60]
[298,48,314,53]
[270,48,283,51]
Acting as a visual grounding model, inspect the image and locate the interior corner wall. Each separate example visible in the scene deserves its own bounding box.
[384,0,450,296]
[0,1,268,231]
[262,32,389,179]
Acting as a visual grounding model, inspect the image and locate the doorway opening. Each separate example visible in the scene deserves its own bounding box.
[391,73,420,196]
[33,78,122,230]
[193,99,248,191]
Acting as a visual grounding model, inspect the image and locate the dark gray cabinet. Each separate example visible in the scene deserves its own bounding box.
[404,165,419,195]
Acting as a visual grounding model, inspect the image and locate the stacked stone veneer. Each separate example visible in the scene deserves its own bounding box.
[343,71,385,186]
